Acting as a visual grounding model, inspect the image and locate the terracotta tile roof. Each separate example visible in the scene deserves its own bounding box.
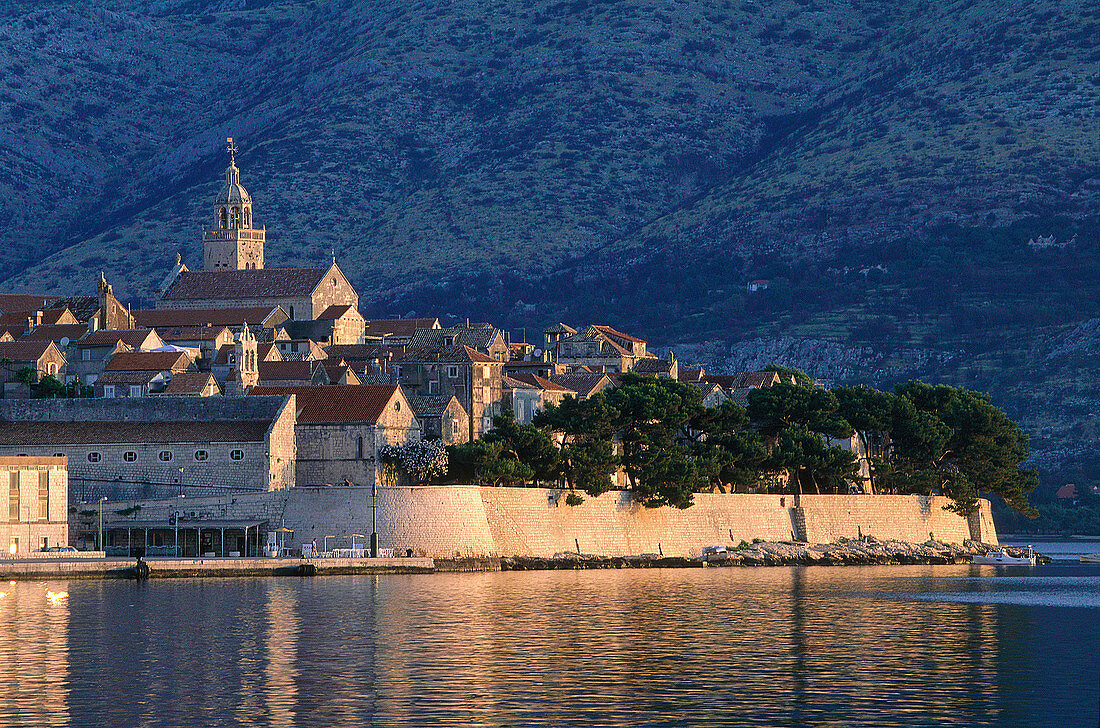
[161,268,329,300]
[317,305,360,320]
[549,373,611,398]
[0,294,60,313]
[0,420,269,445]
[133,307,287,328]
[95,370,162,385]
[105,351,192,372]
[156,326,232,342]
[402,344,496,364]
[258,360,315,382]
[408,394,461,417]
[510,373,575,393]
[163,372,220,395]
[363,318,440,338]
[0,340,56,362]
[0,308,73,326]
[46,296,99,322]
[501,374,539,390]
[543,322,576,335]
[633,357,673,374]
[704,372,781,389]
[20,324,89,342]
[249,385,400,423]
[78,329,160,349]
[591,324,646,344]
[677,368,704,382]
[408,325,502,353]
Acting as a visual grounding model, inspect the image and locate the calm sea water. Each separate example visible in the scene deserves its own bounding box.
[1,563,1097,727]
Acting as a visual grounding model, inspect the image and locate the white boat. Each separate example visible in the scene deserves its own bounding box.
[1080,554,1100,564]
[972,547,1036,566]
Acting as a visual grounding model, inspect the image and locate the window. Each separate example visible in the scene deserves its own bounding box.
[288,306,295,320]
[8,538,17,556]
[53,453,63,458]
[159,451,173,462]
[394,400,401,412]
[123,452,137,463]
[38,472,48,521]
[130,385,144,398]
[47,362,57,375]
[231,206,241,227]
[357,437,364,459]
[103,385,115,399]
[219,207,227,229]
[39,536,48,551]
[9,473,19,521]
[194,450,209,462]
[81,349,91,361]
[448,366,458,378]
[87,452,101,463]
[428,380,438,394]
[230,450,244,461]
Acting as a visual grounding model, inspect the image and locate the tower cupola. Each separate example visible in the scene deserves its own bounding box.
[203,137,265,270]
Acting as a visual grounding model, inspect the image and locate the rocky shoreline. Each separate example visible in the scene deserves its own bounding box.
[500,538,1050,570]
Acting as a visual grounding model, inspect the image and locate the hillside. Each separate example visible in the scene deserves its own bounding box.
[0,0,1098,485]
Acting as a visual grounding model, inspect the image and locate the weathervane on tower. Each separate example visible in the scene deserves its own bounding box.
[226,137,238,165]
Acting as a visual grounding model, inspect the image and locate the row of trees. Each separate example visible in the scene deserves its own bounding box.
[444,370,1036,516]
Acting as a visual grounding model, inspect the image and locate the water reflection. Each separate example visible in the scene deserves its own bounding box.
[0,566,1094,727]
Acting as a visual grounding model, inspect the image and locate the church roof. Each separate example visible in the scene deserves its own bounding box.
[0,294,60,314]
[160,268,330,301]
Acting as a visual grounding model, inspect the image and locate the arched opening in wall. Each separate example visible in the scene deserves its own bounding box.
[219,207,227,229]
[243,209,251,228]
[231,207,241,228]
[357,436,363,459]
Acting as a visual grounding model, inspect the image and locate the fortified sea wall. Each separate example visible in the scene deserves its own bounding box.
[90,487,997,558]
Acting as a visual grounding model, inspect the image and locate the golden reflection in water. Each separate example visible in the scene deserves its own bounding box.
[262,583,300,727]
[0,581,71,727]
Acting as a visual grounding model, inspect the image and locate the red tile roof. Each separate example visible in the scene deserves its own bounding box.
[317,305,359,320]
[20,324,89,342]
[104,351,192,372]
[549,373,612,398]
[509,373,575,393]
[132,307,287,328]
[1055,484,1077,500]
[364,318,440,338]
[156,326,233,342]
[78,329,161,349]
[95,370,162,385]
[163,372,221,395]
[258,360,316,382]
[161,268,329,300]
[591,324,646,344]
[0,294,60,313]
[249,385,400,423]
[0,340,57,362]
[0,308,73,326]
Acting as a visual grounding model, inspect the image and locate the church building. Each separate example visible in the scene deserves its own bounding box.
[156,140,359,320]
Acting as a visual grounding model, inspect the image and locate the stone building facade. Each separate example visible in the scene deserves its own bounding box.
[0,397,296,502]
[0,456,68,555]
[249,385,420,488]
[396,346,503,441]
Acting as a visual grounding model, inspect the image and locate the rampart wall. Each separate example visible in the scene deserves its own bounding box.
[92,487,997,557]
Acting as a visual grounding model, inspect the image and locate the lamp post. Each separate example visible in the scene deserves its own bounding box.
[98,496,107,554]
[371,481,378,558]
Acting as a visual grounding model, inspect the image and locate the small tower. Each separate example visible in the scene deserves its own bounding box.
[203,138,265,271]
[234,322,259,394]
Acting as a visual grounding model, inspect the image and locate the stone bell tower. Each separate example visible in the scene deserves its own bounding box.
[203,138,265,271]
[233,322,259,394]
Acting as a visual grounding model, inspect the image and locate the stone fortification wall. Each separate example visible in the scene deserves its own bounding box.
[96,487,996,557]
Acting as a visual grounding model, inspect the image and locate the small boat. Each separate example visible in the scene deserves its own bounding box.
[972,547,1036,566]
[1080,554,1100,564]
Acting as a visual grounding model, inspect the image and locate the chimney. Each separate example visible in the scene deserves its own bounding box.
[89,317,99,333]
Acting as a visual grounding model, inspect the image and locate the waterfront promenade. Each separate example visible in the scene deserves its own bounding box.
[0,555,435,579]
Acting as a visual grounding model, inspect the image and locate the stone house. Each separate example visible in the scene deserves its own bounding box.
[153,326,235,365]
[396,345,503,441]
[0,341,67,396]
[502,373,576,425]
[0,307,78,329]
[0,396,297,501]
[283,305,365,346]
[554,324,653,373]
[0,456,68,554]
[407,394,469,444]
[161,372,222,397]
[257,360,324,387]
[633,351,678,379]
[273,338,326,361]
[19,323,89,346]
[69,329,165,385]
[249,385,420,488]
[408,324,511,363]
[548,372,615,401]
